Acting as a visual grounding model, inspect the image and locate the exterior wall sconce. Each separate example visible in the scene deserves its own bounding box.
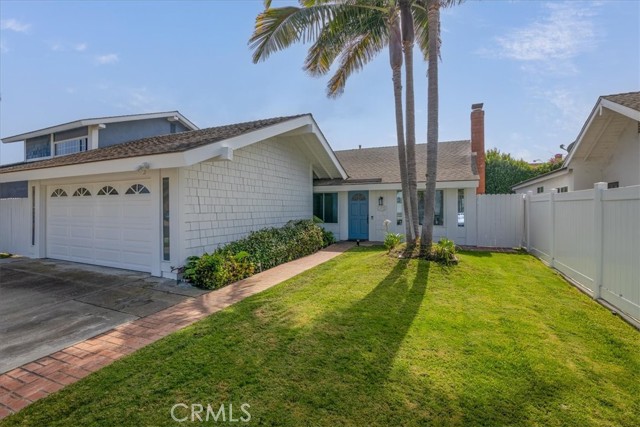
[378,196,384,206]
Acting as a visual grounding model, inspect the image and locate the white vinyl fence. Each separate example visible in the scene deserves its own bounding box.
[475,194,524,248]
[0,198,31,256]
[525,183,640,322]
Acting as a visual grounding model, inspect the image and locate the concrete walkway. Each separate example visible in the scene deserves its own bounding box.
[0,242,354,419]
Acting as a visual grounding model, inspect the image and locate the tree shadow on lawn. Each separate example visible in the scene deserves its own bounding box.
[247,256,432,424]
[11,249,625,427]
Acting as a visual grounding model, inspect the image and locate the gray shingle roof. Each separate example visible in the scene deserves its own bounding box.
[602,91,640,112]
[0,115,307,174]
[315,140,479,186]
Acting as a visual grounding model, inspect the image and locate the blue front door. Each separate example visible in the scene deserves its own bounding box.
[348,191,369,240]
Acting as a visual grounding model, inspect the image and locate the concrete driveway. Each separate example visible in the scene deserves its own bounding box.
[0,258,206,374]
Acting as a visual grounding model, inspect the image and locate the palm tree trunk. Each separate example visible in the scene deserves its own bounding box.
[421,0,440,254]
[399,0,419,243]
[389,15,414,242]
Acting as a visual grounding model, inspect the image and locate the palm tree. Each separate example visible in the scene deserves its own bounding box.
[420,0,462,254]
[249,0,429,243]
[399,0,419,241]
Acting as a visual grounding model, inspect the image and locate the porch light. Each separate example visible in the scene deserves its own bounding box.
[378,196,384,206]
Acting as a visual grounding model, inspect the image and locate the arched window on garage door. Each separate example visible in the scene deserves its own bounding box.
[125,184,150,195]
[97,186,118,196]
[73,187,91,197]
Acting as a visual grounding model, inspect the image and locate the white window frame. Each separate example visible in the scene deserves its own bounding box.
[54,136,88,157]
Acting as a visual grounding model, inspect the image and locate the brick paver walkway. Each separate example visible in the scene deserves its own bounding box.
[0,242,354,419]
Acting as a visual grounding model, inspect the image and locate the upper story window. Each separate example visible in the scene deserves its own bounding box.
[536,186,544,193]
[25,135,51,160]
[55,137,88,156]
[25,126,89,160]
[607,181,619,189]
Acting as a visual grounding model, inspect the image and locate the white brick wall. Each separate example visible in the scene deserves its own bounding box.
[181,138,312,257]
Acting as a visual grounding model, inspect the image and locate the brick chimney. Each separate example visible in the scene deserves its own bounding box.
[471,103,485,195]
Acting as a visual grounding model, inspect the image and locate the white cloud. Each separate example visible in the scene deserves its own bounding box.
[95,53,119,64]
[0,18,31,33]
[49,41,88,52]
[490,2,599,72]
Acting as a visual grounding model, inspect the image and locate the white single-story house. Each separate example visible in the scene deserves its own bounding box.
[0,112,346,277]
[313,103,486,245]
[1,103,487,276]
[513,91,640,194]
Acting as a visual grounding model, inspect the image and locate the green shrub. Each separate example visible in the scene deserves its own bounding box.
[185,220,330,289]
[431,238,457,265]
[321,229,336,247]
[384,233,404,252]
[189,251,256,290]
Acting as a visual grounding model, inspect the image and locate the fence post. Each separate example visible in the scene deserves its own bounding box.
[592,182,607,299]
[525,191,532,251]
[549,189,556,267]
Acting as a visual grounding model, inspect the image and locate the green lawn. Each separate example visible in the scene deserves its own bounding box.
[3,247,639,426]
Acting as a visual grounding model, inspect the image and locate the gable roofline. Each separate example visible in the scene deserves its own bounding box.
[1,111,199,143]
[564,92,640,166]
[0,114,347,183]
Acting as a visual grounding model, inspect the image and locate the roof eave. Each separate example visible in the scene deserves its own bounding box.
[0,114,347,182]
[2,111,199,143]
[564,97,640,166]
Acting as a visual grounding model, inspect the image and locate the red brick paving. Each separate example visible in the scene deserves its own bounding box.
[0,242,353,419]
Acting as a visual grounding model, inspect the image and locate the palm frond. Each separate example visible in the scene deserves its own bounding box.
[326,31,386,98]
[249,5,340,63]
[305,6,387,77]
[412,2,432,59]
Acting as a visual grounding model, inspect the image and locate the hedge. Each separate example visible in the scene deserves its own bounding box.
[183,220,335,290]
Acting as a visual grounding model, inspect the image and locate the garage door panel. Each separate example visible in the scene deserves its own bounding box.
[47,181,154,273]
[48,244,70,258]
[94,205,121,218]
[69,226,93,238]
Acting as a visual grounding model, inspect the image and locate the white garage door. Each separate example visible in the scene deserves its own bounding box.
[46,180,155,272]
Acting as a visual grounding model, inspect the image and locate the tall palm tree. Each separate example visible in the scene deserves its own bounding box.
[249,0,429,243]
[420,0,462,254]
[399,0,419,240]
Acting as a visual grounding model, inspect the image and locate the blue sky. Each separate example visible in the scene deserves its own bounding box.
[0,0,638,165]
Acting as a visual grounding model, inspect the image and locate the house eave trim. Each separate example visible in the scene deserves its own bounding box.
[313,180,479,192]
[2,111,199,143]
[564,98,640,165]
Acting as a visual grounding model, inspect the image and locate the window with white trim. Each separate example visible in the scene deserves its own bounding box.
[51,188,67,197]
[397,190,444,226]
[54,137,88,156]
[536,186,544,193]
[313,193,338,223]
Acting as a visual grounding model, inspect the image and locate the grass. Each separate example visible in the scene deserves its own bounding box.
[0,253,11,259]
[3,247,639,426]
